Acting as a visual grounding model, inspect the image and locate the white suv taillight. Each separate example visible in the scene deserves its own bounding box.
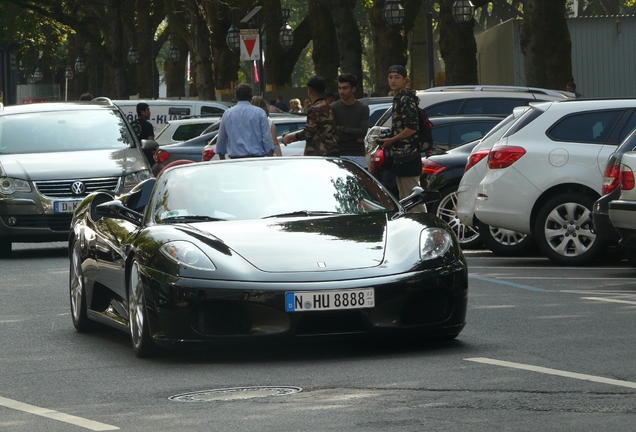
[602,165,621,195]
[487,146,526,169]
[620,164,635,191]
[465,149,490,172]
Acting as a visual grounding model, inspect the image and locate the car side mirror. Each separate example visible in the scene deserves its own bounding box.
[399,187,440,212]
[95,200,143,226]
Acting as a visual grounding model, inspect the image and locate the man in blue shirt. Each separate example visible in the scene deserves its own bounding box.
[216,84,276,159]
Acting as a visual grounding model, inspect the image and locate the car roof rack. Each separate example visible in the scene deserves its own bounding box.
[421,85,572,98]
[91,97,115,106]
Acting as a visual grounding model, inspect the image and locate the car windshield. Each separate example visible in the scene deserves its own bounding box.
[149,158,398,223]
[0,109,135,154]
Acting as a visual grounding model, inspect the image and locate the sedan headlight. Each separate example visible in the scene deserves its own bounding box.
[124,170,153,188]
[420,228,453,260]
[0,177,31,195]
[160,241,216,271]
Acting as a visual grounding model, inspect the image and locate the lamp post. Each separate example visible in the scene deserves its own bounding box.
[64,66,73,101]
[74,56,86,74]
[226,7,294,95]
[384,0,435,89]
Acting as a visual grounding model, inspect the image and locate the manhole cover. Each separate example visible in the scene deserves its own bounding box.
[169,386,303,402]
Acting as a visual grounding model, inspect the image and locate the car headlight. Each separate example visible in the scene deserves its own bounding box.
[0,177,31,195]
[124,170,153,188]
[160,240,216,271]
[420,228,453,260]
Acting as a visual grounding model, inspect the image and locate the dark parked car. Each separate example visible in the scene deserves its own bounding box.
[0,101,154,257]
[69,157,467,357]
[368,115,504,199]
[592,127,636,247]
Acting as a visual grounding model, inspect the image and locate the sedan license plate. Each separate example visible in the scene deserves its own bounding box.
[285,288,374,312]
[54,200,81,213]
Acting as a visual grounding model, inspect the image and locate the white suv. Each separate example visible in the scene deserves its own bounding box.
[366,85,573,154]
[473,99,636,265]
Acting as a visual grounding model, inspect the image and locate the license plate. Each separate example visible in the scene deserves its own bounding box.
[54,200,81,213]
[285,288,374,312]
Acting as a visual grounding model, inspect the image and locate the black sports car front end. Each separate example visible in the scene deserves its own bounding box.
[69,157,467,356]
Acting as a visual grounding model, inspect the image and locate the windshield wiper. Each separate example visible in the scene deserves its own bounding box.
[162,215,225,223]
[262,210,339,219]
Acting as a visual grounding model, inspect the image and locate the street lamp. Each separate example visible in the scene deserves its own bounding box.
[127,45,140,65]
[383,0,405,29]
[75,56,86,73]
[33,66,43,82]
[226,25,241,51]
[64,66,73,101]
[168,34,180,65]
[452,0,474,24]
[383,1,436,89]
[226,7,294,95]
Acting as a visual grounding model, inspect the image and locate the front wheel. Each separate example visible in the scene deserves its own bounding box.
[69,239,96,332]
[128,259,157,358]
[432,187,482,248]
[534,193,606,266]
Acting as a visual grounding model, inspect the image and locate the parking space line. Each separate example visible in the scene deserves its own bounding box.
[465,357,636,389]
[468,275,546,292]
[581,297,636,306]
[0,396,119,431]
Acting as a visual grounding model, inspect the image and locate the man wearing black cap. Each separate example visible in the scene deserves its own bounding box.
[378,65,423,209]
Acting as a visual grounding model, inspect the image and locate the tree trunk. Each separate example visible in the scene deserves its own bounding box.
[325,0,364,98]
[369,0,409,97]
[308,0,340,93]
[439,0,478,85]
[189,0,215,100]
[135,1,154,98]
[205,0,244,95]
[107,0,128,99]
[165,30,188,98]
[520,0,573,89]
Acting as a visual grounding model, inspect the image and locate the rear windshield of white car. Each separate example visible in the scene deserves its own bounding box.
[0,109,136,155]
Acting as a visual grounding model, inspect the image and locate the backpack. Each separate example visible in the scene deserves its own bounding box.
[409,94,434,154]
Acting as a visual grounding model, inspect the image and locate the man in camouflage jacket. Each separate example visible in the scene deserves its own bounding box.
[378,65,423,204]
[282,75,339,156]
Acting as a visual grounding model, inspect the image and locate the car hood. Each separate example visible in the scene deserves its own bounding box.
[195,214,388,272]
[0,148,147,180]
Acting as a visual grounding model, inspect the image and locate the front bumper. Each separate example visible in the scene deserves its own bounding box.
[142,262,469,347]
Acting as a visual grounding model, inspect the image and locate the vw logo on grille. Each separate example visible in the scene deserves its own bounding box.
[71,181,86,195]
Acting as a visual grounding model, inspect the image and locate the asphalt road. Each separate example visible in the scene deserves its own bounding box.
[1,242,635,431]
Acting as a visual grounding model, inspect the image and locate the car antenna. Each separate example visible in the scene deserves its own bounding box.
[516,73,537,100]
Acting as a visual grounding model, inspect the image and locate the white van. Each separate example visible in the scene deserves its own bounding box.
[108,99,234,133]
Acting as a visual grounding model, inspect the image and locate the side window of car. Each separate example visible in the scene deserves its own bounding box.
[426,101,462,116]
[449,121,500,147]
[547,110,624,144]
[461,98,530,115]
[619,111,636,142]
[201,106,225,116]
[172,123,212,141]
[369,109,385,127]
[431,125,450,148]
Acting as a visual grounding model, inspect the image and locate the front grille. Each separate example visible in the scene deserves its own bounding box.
[296,310,366,335]
[4,214,73,231]
[35,177,120,198]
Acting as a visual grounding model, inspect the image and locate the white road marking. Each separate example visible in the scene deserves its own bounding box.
[581,297,636,306]
[0,396,119,431]
[465,357,636,389]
